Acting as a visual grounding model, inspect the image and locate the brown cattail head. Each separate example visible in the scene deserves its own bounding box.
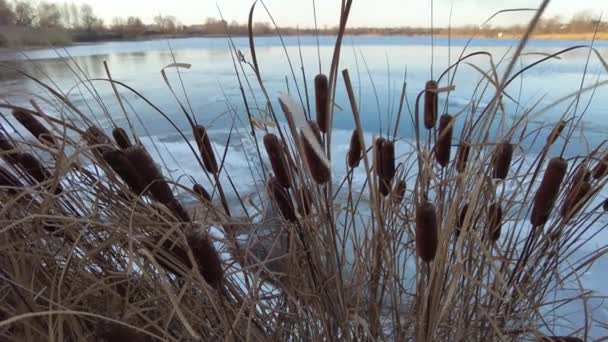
[380,140,395,196]
[592,152,608,179]
[603,198,608,211]
[124,146,177,207]
[17,152,51,184]
[547,120,567,145]
[193,183,211,203]
[263,133,291,188]
[416,201,438,262]
[374,137,386,177]
[488,202,503,242]
[572,166,591,185]
[493,141,514,180]
[531,157,568,226]
[267,176,297,222]
[561,181,591,220]
[0,166,22,194]
[0,131,18,164]
[112,127,132,149]
[301,121,330,184]
[187,230,223,287]
[84,126,112,157]
[456,141,471,173]
[13,110,55,146]
[538,337,583,342]
[347,129,362,168]
[296,187,312,216]
[455,203,470,237]
[435,114,454,167]
[194,125,218,174]
[314,73,329,133]
[102,149,145,194]
[392,179,406,204]
[424,80,439,129]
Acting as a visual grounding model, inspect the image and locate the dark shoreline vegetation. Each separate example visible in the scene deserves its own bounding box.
[1,0,607,341]
[0,0,606,47]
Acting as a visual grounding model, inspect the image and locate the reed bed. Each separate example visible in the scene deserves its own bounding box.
[0,1,607,341]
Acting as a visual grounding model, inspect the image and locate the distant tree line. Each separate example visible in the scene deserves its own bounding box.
[0,1,605,46]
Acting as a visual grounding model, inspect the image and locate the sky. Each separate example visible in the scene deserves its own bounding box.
[55,0,607,27]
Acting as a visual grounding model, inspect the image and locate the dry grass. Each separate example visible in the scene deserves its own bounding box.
[0,1,607,341]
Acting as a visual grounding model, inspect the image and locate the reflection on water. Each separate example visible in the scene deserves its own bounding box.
[0,35,607,154]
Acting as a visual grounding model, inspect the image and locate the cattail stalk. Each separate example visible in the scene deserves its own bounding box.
[424,80,438,129]
[263,133,291,188]
[435,114,454,167]
[112,127,132,149]
[531,157,568,226]
[347,129,362,168]
[456,141,470,173]
[416,201,438,262]
[314,73,329,133]
[194,125,218,174]
[493,141,514,180]
[301,121,330,184]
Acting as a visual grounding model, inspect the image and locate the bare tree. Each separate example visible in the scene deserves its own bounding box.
[12,1,34,26]
[37,1,62,28]
[80,3,102,31]
[0,0,14,26]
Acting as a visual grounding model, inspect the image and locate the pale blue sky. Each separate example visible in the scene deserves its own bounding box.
[57,0,606,27]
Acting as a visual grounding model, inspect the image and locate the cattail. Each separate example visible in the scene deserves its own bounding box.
[347,129,362,168]
[435,114,454,167]
[493,141,514,180]
[193,183,211,203]
[263,133,291,188]
[538,337,583,342]
[0,166,22,194]
[301,121,330,184]
[572,166,591,185]
[561,181,591,219]
[592,152,608,179]
[374,137,386,177]
[17,152,51,184]
[603,198,608,211]
[84,126,112,156]
[187,230,223,287]
[296,187,312,216]
[124,146,182,219]
[102,150,145,194]
[392,179,406,204]
[424,80,439,129]
[380,140,395,196]
[455,203,470,237]
[149,236,192,276]
[314,73,329,133]
[547,120,567,145]
[0,131,18,164]
[267,177,297,222]
[194,125,218,174]
[95,321,148,342]
[13,110,55,146]
[416,201,438,262]
[456,141,470,173]
[531,157,568,226]
[488,202,503,242]
[112,127,132,149]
